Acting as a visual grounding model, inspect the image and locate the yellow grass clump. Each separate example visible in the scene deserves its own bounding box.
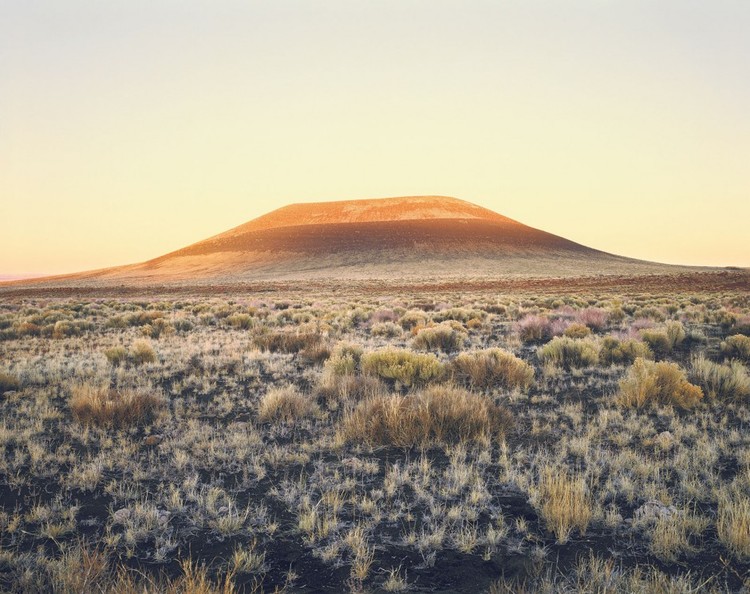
[70,384,164,428]
[718,492,750,559]
[339,385,512,447]
[450,348,534,391]
[615,358,703,410]
[258,386,318,423]
[534,466,592,544]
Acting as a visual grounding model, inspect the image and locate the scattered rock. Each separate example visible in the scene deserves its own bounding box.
[112,508,131,523]
[634,500,678,523]
[143,435,163,447]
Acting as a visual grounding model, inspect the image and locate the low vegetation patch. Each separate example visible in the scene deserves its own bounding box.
[690,356,750,402]
[718,492,750,559]
[615,358,703,410]
[253,330,323,354]
[339,385,512,447]
[450,348,534,391]
[537,336,599,369]
[0,371,20,394]
[70,384,164,428]
[640,321,686,356]
[532,466,592,544]
[361,348,445,388]
[598,336,651,366]
[412,323,467,352]
[258,386,318,423]
[721,334,750,362]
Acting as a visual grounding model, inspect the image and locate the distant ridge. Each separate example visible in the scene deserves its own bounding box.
[2,196,711,286]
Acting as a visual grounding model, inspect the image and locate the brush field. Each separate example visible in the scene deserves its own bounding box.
[1,284,750,593]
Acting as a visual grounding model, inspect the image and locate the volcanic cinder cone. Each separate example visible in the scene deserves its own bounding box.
[6,196,705,286]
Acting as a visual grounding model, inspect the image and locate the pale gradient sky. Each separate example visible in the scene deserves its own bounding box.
[2,0,749,276]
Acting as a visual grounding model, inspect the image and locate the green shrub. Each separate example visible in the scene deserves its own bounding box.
[412,324,467,352]
[324,343,364,377]
[450,348,534,391]
[370,322,403,338]
[616,358,703,410]
[361,348,445,388]
[691,356,750,402]
[641,321,686,356]
[721,335,750,362]
[225,313,254,330]
[399,311,427,331]
[339,385,512,447]
[104,346,128,367]
[563,323,592,339]
[537,337,599,369]
[599,336,652,366]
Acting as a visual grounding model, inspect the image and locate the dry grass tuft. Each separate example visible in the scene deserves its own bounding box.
[130,340,157,365]
[616,358,703,410]
[718,492,750,559]
[534,465,592,544]
[70,384,165,428]
[339,385,512,447]
[691,355,750,402]
[0,371,20,394]
[254,330,322,354]
[450,348,534,391]
[258,386,318,423]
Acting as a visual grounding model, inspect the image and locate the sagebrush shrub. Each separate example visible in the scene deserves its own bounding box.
[516,315,552,343]
[640,321,686,356]
[563,323,592,339]
[616,358,703,410]
[721,335,750,362]
[576,308,608,331]
[412,324,467,352]
[104,346,128,367]
[324,343,364,376]
[599,336,652,366]
[339,385,512,447]
[361,349,445,388]
[537,337,599,369]
[450,348,534,391]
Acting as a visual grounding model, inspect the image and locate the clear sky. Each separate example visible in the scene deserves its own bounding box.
[2,0,749,276]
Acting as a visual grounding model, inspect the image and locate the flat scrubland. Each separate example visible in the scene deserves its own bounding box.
[1,282,750,592]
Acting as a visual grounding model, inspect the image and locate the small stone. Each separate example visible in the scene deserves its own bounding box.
[634,500,678,523]
[112,508,131,523]
[143,435,163,447]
